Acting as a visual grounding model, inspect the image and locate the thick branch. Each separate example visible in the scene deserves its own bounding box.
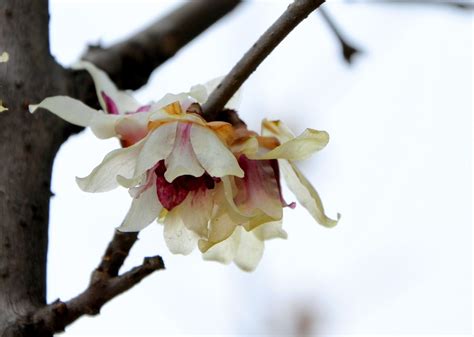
[202,0,326,120]
[22,256,164,336]
[319,7,361,64]
[82,0,241,91]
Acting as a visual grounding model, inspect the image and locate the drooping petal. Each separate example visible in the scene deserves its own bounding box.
[279,159,339,228]
[72,61,140,113]
[178,188,214,237]
[202,227,240,265]
[118,183,162,232]
[163,209,199,255]
[233,227,265,272]
[252,221,288,241]
[253,128,329,161]
[29,96,117,138]
[165,123,205,182]
[76,140,144,192]
[191,124,244,178]
[234,155,283,220]
[135,122,177,178]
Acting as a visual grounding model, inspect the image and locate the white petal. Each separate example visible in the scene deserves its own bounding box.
[254,129,329,161]
[135,122,177,176]
[76,140,143,192]
[29,96,111,127]
[233,228,265,272]
[73,61,140,113]
[118,184,162,232]
[280,160,339,228]
[164,123,204,182]
[163,210,199,255]
[191,124,244,178]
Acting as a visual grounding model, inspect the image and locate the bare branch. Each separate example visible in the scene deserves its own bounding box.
[202,0,326,120]
[91,230,139,283]
[83,0,241,91]
[21,256,164,336]
[319,7,361,64]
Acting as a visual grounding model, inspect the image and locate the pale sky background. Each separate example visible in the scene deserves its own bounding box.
[47,0,472,336]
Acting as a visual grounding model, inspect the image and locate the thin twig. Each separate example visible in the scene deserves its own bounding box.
[202,0,326,120]
[319,7,361,64]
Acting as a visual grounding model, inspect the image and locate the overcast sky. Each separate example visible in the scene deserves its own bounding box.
[47,1,472,336]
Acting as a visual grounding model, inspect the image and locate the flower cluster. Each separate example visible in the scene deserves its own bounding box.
[31,61,339,271]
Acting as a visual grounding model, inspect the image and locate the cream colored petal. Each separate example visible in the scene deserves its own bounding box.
[202,227,240,265]
[0,100,7,113]
[76,141,143,192]
[164,123,205,182]
[190,124,244,178]
[73,61,140,113]
[178,189,214,237]
[29,96,113,128]
[280,159,339,228]
[252,220,288,241]
[233,227,265,272]
[118,184,162,232]
[253,129,329,161]
[261,119,295,143]
[135,122,177,177]
[163,209,199,255]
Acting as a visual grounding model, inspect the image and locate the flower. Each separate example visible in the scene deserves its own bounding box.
[197,119,340,271]
[29,61,338,272]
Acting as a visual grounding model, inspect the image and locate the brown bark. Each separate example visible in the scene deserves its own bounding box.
[0,1,69,336]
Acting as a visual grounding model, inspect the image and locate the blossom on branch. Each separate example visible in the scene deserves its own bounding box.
[29,62,338,272]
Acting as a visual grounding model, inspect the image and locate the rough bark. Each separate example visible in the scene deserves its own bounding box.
[0,1,69,336]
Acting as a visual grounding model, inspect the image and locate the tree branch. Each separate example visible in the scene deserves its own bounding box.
[319,7,361,64]
[202,0,326,120]
[82,0,241,91]
[19,230,163,336]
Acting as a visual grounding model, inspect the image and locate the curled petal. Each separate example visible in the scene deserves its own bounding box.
[164,123,205,182]
[118,183,162,232]
[29,96,119,138]
[76,140,144,192]
[72,61,140,113]
[115,116,149,147]
[253,129,329,161]
[280,159,339,228]
[163,209,199,255]
[261,119,295,143]
[191,124,244,178]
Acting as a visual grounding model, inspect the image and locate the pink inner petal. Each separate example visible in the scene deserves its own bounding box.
[155,160,217,211]
[101,91,119,115]
[269,159,296,209]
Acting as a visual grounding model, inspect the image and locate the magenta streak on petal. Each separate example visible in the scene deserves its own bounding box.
[101,91,119,115]
[155,160,217,211]
[234,155,282,217]
[125,105,151,115]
